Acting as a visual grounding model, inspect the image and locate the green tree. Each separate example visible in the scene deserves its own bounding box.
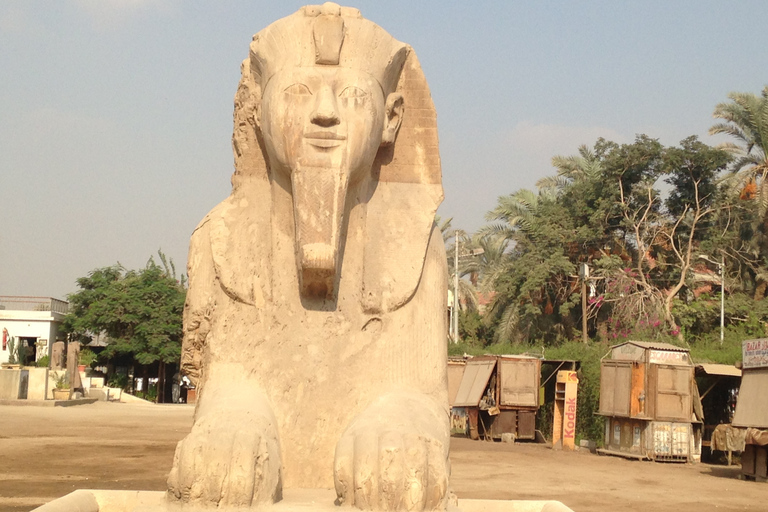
[468,232,510,293]
[538,144,604,195]
[62,252,186,402]
[710,86,768,211]
[435,215,456,243]
[608,137,729,335]
[482,188,578,344]
[710,86,768,297]
[479,135,729,345]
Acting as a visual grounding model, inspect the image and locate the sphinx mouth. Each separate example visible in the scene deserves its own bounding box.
[304,131,346,148]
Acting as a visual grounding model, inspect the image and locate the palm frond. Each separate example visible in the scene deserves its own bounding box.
[435,215,454,242]
[476,223,515,240]
[495,303,521,344]
[536,175,571,191]
[457,279,479,312]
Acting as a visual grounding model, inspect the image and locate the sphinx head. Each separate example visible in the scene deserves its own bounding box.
[249,3,407,299]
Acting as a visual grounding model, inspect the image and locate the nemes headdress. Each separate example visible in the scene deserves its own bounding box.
[249,3,408,98]
[216,3,444,314]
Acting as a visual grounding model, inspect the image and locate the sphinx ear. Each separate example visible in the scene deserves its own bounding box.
[381,92,404,146]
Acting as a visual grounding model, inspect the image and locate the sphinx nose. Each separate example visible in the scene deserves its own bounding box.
[311,85,340,127]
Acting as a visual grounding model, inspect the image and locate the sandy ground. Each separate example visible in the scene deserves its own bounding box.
[0,402,763,512]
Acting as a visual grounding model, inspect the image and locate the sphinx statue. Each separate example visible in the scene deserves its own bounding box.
[167,3,449,510]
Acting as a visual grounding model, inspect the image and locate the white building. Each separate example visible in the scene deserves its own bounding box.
[0,296,68,365]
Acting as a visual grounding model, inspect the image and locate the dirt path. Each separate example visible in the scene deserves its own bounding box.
[0,403,762,511]
[0,402,192,512]
[449,438,758,511]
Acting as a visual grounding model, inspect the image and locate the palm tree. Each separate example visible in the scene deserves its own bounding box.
[482,188,551,242]
[710,87,768,211]
[480,188,572,343]
[711,86,768,297]
[465,233,511,292]
[435,215,456,243]
[537,144,604,194]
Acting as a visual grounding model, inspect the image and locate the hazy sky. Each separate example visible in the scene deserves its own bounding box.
[2,1,767,300]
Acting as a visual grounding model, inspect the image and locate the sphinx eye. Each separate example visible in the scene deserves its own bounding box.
[284,83,312,95]
[339,86,367,99]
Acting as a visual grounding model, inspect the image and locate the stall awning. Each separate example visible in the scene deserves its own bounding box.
[453,359,495,407]
[733,368,768,428]
[696,364,742,378]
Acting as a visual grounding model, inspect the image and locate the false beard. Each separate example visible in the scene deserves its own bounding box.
[290,160,350,299]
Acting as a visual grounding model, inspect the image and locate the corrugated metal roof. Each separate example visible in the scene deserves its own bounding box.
[453,359,495,407]
[447,362,467,407]
[612,340,690,352]
[696,363,742,378]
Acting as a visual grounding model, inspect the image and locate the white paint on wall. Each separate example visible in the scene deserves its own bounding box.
[0,310,66,365]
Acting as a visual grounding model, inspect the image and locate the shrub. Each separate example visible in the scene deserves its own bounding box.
[51,371,69,390]
[78,348,97,367]
[107,373,129,390]
[458,310,494,347]
[7,339,16,364]
[16,340,26,365]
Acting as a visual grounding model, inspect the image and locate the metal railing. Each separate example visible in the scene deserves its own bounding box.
[0,296,69,314]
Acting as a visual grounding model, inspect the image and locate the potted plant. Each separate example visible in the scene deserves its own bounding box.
[1,339,20,369]
[51,371,70,400]
[78,348,97,372]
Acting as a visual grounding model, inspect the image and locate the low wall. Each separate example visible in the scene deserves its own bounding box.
[0,368,21,399]
[1,367,51,400]
[27,367,49,400]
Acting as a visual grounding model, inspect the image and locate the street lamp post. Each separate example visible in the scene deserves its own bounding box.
[450,231,484,344]
[454,230,460,344]
[580,263,589,344]
[720,254,724,343]
[698,254,724,343]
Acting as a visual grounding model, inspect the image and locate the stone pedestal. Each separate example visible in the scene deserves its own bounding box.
[32,489,573,512]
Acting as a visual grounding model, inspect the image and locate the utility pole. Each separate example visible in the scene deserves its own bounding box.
[720,255,725,344]
[454,230,460,344]
[699,254,725,344]
[580,263,589,344]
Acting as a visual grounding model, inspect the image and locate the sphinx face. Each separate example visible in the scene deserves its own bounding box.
[260,66,388,299]
[261,66,386,181]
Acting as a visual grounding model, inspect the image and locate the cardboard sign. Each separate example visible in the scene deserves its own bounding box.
[557,370,579,383]
[553,370,579,450]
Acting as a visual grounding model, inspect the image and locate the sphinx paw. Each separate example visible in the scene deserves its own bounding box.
[334,426,449,511]
[167,412,281,508]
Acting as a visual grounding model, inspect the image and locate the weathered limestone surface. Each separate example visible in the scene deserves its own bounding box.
[0,369,21,400]
[26,367,48,400]
[167,4,449,511]
[67,341,83,393]
[33,489,575,512]
[51,341,65,370]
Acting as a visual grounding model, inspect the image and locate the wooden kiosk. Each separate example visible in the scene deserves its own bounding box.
[733,338,768,480]
[452,355,541,441]
[597,341,703,462]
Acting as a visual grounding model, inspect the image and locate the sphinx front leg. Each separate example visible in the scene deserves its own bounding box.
[333,392,450,511]
[167,365,282,508]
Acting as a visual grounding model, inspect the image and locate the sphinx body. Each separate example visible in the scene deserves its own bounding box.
[167,4,449,511]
